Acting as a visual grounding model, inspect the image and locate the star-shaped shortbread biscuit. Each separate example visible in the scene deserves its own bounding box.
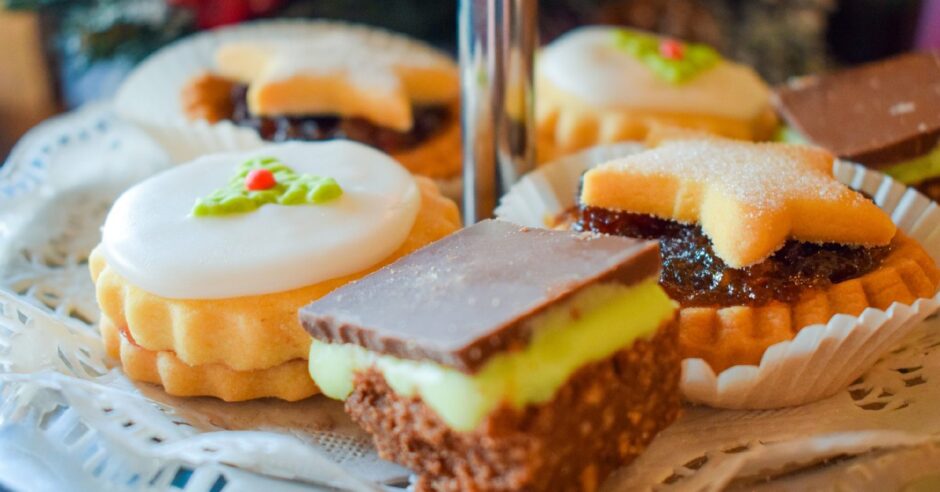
[215,27,458,131]
[581,135,897,268]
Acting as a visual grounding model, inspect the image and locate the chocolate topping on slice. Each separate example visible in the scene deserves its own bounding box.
[299,220,660,373]
[774,51,940,165]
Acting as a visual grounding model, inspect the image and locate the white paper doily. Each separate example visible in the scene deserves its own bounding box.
[2,104,940,492]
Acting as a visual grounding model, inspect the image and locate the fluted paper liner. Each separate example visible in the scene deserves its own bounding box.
[114,20,461,199]
[496,142,940,409]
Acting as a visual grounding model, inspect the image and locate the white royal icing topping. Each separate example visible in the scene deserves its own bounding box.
[101,141,421,300]
[539,26,771,121]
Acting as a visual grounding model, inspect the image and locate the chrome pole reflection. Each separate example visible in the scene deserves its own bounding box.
[459,0,537,223]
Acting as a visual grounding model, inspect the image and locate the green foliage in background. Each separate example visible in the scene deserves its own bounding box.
[5,0,195,70]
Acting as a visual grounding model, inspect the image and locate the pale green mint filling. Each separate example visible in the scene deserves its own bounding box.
[882,143,940,185]
[773,125,808,145]
[308,277,675,431]
[774,126,940,185]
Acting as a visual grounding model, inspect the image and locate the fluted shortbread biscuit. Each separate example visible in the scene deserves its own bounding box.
[100,318,316,401]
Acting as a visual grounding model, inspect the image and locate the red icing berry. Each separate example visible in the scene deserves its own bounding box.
[660,39,685,60]
[245,168,276,191]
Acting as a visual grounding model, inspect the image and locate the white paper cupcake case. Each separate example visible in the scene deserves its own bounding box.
[495,142,940,409]
[114,19,462,198]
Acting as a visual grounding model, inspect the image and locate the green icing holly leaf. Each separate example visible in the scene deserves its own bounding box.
[613,30,721,84]
[192,157,343,217]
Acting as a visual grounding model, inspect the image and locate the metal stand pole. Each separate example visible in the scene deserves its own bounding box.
[459,0,537,224]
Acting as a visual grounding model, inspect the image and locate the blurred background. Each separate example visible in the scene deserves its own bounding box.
[0,0,937,158]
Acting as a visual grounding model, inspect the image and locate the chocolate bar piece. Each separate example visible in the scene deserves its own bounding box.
[301,219,660,372]
[774,51,940,165]
[300,220,681,492]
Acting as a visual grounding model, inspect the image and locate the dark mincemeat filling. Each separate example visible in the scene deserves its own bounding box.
[227,84,452,153]
[574,205,893,307]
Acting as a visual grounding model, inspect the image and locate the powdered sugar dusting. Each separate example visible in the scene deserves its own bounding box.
[889,101,916,116]
[586,136,897,267]
[603,138,860,210]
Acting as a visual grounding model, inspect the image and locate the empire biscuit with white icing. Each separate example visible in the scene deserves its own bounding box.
[91,141,460,401]
[180,23,462,180]
[536,26,777,161]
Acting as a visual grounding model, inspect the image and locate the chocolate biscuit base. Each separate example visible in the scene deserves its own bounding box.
[346,320,680,492]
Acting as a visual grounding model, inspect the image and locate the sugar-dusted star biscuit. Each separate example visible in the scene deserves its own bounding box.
[581,134,897,268]
[575,133,939,375]
[215,29,459,131]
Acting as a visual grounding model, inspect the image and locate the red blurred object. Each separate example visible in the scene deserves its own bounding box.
[169,0,285,29]
[659,39,685,60]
